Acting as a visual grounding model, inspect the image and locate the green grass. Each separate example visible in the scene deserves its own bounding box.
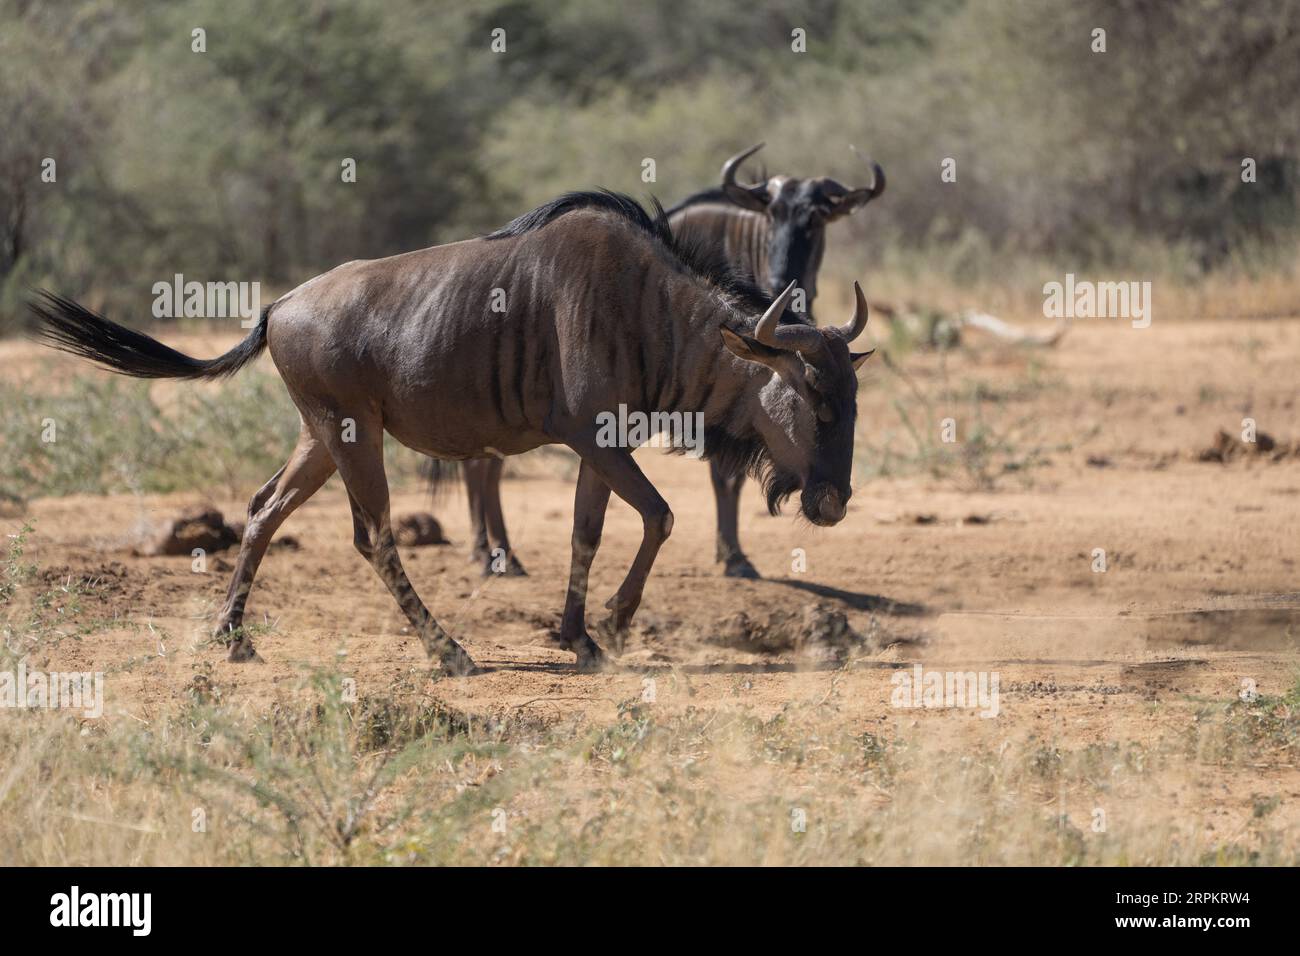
[1190,674,1300,765]
[0,366,442,504]
[0,371,300,501]
[854,351,1064,490]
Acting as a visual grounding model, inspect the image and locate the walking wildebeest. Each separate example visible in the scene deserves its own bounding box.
[31,191,872,673]
[457,144,885,579]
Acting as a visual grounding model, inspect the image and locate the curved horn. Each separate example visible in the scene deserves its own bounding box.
[826,146,885,217]
[754,281,824,353]
[849,144,885,199]
[834,281,870,343]
[721,142,771,212]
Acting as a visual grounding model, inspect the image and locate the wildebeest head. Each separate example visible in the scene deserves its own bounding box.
[719,280,873,526]
[721,143,885,300]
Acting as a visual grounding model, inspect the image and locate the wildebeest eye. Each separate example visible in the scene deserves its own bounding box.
[817,404,834,423]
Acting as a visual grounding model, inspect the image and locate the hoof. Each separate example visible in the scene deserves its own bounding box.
[215,620,262,662]
[574,639,607,673]
[558,630,608,670]
[227,638,263,664]
[594,614,628,656]
[482,552,528,577]
[439,644,479,677]
[723,555,761,579]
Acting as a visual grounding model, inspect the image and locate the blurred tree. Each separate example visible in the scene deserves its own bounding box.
[1,0,1297,330]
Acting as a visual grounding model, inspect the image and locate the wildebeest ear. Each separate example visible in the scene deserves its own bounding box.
[720,327,786,367]
[851,349,876,371]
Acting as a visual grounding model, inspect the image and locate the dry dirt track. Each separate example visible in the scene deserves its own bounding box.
[4,315,1300,855]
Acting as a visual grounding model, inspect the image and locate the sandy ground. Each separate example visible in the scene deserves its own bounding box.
[3,315,1299,847]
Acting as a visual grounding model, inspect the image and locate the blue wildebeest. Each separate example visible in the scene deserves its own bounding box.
[665,143,884,576]
[458,144,885,579]
[31,191,872,673]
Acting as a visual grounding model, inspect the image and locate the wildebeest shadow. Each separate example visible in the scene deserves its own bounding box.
[759,576,928,617]
[473,658,908,676]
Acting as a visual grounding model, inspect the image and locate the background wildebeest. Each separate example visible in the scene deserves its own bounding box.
[456,144,885,579]
[668,143,885,318]
[666,143,884,576]
[30,191,872,672]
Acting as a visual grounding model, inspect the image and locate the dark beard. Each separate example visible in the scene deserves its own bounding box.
[699,425,800,516]
[761,468,801,516]
[701,425,763,479]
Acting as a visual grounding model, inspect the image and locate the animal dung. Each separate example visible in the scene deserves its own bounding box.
[135,505,240,556]
[394,512,449,547]
[1197,428,1294,463]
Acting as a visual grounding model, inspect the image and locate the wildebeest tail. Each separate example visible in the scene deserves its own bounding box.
[28,290,270,380]
[420,457,461,502]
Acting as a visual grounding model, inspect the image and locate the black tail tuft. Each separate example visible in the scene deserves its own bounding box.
[28,290,270,380]
[420,457,460,504]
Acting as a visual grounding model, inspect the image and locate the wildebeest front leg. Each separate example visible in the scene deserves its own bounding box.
[710,460,759,579]
[558,460,612,671]
[571,445,673,655]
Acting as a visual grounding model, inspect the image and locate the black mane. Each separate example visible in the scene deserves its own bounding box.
[486,189,773,314]
[487,189,663,243]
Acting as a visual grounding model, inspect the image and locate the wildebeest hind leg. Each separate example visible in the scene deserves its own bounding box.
[331,422,476,675]
[216,421,336,662]
[463,459,491,565]
[558,459,612,671]
[480,457,527,576]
